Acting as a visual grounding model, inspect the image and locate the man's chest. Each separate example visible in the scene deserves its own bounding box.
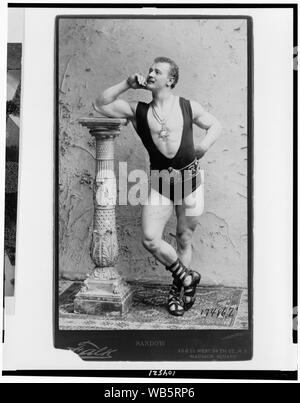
[146,104,184,155]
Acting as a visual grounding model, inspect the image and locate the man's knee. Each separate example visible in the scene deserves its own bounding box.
[142,234,161,254]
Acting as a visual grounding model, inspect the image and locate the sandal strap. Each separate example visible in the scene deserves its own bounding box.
[183,287,195,296]
[167,260,190,283]
[182,271,201,310]
[168,291,181,301]
[169,289,180,297]
[168,298,184,309]
[170,281,181,291]
[172,266,189,281]
[167,277,185,315]
[168,280,183,304]
[168,298,182,306]
[183,270,200,289]
[167,259,180,271]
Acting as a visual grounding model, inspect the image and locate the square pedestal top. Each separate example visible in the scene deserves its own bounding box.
[78,117,128,130]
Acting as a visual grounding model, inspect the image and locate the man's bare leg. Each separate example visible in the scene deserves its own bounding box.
[142,185,204,285]
[174,183,204,306]
[175,212,199,267]
[175,183,204,268]
[141,188,177,266]
[142,188,189,316]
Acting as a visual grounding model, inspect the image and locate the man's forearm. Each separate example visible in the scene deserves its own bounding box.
[196,121,222,159]
[95,79,130,107]
[199,121,222,153]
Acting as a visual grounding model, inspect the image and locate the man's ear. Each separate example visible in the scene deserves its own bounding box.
[167,76,174,88]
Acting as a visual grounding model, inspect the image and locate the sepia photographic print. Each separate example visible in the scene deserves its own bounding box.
[55,15,253,361]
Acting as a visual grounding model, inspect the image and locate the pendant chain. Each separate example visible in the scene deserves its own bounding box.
[151,97,175,139]
[152,106,166,125]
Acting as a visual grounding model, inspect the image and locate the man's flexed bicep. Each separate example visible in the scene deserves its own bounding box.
[93,73,148,120]
[93,99,137,119]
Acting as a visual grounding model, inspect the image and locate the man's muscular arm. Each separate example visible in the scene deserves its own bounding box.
[93,73,147,119]
[190,100,222,159]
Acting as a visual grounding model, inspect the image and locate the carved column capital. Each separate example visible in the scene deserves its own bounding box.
[78,117,128,138]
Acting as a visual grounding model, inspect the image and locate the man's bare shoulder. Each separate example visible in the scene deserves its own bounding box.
[189,100,205,119]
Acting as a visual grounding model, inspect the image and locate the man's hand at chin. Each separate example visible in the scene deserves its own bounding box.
[127,73,148,90]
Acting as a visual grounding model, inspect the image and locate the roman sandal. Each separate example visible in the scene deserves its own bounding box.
[167,278,184,316]
[166,259,201,313]
[182,270,201,311]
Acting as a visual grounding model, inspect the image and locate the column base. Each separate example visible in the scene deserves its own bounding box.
[74,277,133,316]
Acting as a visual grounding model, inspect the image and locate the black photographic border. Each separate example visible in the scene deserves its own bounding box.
[3,2,297,381]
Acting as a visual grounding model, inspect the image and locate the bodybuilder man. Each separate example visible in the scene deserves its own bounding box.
[94,57,222,316]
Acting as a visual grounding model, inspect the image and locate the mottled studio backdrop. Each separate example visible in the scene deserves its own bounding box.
[58,18,248,287]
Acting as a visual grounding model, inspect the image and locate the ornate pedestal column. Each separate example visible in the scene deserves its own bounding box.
[74,117,133,315]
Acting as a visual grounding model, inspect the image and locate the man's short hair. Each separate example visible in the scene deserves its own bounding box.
[154,56,179,89]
